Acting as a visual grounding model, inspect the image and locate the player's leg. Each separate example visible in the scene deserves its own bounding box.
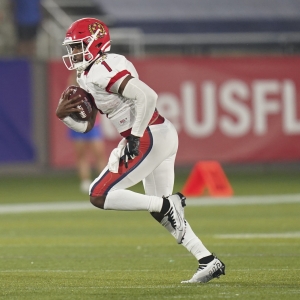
[143,158,212,259]
[142,151,225,283]
[89,123,107,173]
[89,121,186,243]
[73,140,91,192]
[90,120,178,208]
[90,139,106,172]
[90,171,186,244]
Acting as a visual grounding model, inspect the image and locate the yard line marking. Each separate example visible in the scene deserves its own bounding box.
[0,202,94,214]
[1,268,299,273]
[186,194,300,206]
[0,194,300,214]
[215,232,300,239]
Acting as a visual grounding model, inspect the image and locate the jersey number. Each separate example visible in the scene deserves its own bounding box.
[101,61,112,72]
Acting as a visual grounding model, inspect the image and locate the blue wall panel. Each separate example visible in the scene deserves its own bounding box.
[0,60,35,163]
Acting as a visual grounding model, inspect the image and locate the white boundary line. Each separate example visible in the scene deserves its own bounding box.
[186,193,300,206]
[0,194,299,215]
[1,268,300,273]
[215,232,300,239]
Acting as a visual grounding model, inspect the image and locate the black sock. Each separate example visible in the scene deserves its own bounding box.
[160,198,171,215]
[199,255,214,265]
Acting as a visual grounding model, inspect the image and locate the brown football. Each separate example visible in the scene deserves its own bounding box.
[68,85,95,121]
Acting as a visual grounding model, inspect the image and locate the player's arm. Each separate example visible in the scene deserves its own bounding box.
[117,75,158,166]
[118,75,158,137]
[56,88,83,119]
[56,88,93,133]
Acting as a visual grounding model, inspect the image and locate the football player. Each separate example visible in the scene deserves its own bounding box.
[55,18,225,283]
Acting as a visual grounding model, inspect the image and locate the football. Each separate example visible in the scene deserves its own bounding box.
[68,85,94,121]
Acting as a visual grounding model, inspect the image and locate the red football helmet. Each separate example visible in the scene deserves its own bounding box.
[62,18,111,71]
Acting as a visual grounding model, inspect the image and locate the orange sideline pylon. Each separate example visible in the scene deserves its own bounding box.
[181,161,233,197]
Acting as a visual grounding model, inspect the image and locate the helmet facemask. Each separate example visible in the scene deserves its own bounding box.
[62,28,103,72]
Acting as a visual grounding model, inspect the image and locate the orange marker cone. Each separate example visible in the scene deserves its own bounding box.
[182,161,233,197]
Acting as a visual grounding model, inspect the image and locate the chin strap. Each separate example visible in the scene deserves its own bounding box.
[76,53,101,72]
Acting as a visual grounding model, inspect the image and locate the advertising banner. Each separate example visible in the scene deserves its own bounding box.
[0,60,35,163]
[49,56,300,168]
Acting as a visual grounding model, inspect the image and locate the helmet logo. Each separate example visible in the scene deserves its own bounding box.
[88,22,106,39]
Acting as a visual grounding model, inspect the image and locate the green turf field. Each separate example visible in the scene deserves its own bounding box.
[0,171,300,299]
[1,170,300,204]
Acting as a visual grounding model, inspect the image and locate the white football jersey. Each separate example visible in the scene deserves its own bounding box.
[76,53,140,134]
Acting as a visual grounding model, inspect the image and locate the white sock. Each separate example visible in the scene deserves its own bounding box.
[104,189,163,212]
[161,217,211,260]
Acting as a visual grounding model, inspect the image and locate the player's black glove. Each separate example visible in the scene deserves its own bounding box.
[123,135,140,168]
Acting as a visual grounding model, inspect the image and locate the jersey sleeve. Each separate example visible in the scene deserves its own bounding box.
[88,54,138,93]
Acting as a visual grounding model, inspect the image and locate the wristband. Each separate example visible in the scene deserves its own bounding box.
[61,116,88,133]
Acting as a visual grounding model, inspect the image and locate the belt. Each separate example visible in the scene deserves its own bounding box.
[120,113,165,138]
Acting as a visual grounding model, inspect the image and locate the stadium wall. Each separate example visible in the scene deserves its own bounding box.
[0,60,48,175]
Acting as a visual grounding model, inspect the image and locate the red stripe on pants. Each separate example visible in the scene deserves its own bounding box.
[90,128,153,197]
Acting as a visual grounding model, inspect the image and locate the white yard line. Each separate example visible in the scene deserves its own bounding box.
[215,232,300,239]
[1,268,299,273]
[0,202,93,214]
[186,194,300,206]
[0,194,299,214]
